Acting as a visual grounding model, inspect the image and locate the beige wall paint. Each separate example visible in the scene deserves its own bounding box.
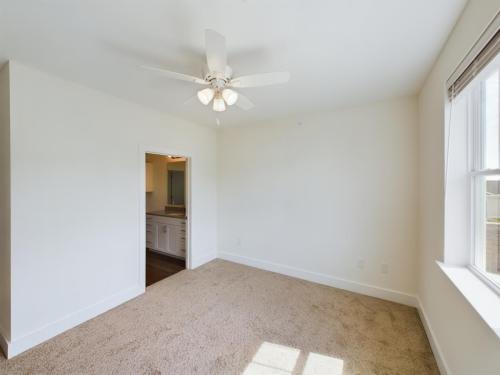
[167,160,186,171]
[0,62,11,346]
[418,0,500,374]
[146,154,168,212]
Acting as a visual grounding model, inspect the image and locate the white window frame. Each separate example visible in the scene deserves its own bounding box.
[468,55,500,296]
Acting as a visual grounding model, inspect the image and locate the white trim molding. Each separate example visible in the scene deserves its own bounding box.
[416,298,451,375]
[218,251,418,307]
[4,285,143,359]
[437,261,500,339]
[191,252,217,269]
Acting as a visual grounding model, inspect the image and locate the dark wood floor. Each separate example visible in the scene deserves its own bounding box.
[146,250,185,286]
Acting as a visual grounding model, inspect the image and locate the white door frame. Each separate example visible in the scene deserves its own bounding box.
[138,145,192,288]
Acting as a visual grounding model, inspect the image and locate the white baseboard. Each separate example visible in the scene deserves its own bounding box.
[218,252,418,307]
[417,298,450,375]
[191,252,217,269]
[5,285,144,359]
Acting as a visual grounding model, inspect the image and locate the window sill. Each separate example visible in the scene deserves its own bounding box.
[437,261,500,339]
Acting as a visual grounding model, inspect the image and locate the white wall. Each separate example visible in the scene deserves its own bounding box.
[218,96,419,302]
[0,62,11,351]
[418,0,500,374]
[5,61,217,356]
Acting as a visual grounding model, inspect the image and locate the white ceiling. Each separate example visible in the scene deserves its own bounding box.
[0,0,466,127]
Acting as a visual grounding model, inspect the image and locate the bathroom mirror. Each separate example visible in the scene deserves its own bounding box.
[168,169,185,206]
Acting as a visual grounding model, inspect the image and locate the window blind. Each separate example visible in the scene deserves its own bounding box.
[447,11,500,100]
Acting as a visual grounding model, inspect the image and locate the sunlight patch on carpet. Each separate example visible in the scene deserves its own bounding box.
[303,352,343,374]
[242,342,343,374]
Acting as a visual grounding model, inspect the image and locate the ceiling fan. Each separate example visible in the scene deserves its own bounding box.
[141,29,290,112]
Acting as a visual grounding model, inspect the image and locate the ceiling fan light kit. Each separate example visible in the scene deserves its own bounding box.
[222,89,238,105]
[213,95,226,112]
[142,29,290,113]
[197,88,214,105]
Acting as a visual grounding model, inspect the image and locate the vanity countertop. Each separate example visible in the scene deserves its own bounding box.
[147,210,187,219]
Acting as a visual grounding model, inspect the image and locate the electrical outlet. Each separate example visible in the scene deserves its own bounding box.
[381,263,389,274]
[357,259,365,269]
[236,238,241,247]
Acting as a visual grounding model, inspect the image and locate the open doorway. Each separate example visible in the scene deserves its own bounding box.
[145,153,188,286]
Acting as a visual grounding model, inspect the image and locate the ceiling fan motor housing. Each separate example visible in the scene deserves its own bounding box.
[203,64,233,87]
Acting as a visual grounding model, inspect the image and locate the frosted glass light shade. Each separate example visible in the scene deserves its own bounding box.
[222,89,238,105]
[213,97,226,112]
[197,88,215,105]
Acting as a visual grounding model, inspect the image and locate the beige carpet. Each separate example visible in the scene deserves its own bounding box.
[0,260,438,374]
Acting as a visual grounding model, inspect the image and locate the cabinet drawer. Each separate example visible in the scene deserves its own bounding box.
[147,215,186,226]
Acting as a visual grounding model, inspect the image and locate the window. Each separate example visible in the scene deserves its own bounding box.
[441,16,500,335]
[469,53,500,291]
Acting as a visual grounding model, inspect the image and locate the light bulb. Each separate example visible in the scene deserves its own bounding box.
[197,88,214,105]
[222,89,238,105]
[213,97,226,112]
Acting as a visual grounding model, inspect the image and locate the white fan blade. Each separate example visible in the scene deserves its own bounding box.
[183,95,198,105]
[141,65,208,85]
[230,72,290,88]
[235,93,255,110]
[205,29,227,74]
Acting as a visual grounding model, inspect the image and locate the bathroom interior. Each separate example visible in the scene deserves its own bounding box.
[145,153,187,286]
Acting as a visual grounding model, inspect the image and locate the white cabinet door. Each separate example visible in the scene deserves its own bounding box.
[146,215,186,258]
[166,224,183,257]
[156,223,169,254]
[146,217,158,249]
